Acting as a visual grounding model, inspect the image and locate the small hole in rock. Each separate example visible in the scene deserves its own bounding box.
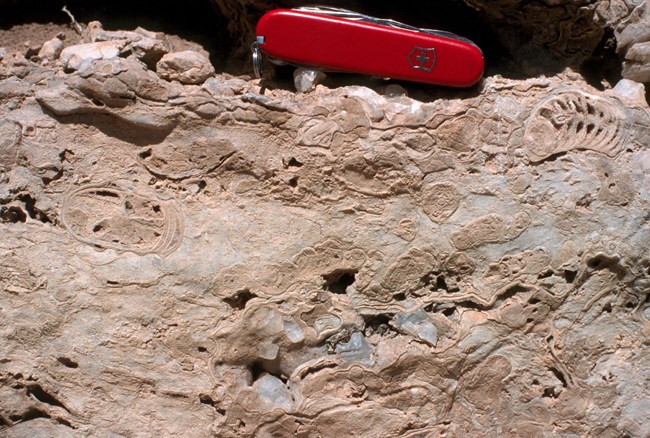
[588,256,605,269]
[92,190,120,198]
[393,292,406,301]
[139,149,153,159]
[18,194,51,223]
[563,270,577,283]
[288,177,298,188]
[199,394,216,406]
[286,157,303,167]
[322,269,357,294]
[248,359,285,383]
[152,205,161,213]
[542,387,557,398]
[442,307,456,318]
[223,289,256,310]
[197,346,207,353]
[92,224,103,233]
[249,361,264,383]
[57,357,79,368]
[363,314,392,336]
[434,275,448,291]
[603,303,612,313]
[0,206,27,223]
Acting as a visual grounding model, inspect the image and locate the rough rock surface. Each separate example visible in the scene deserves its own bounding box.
[1,5,650,438]
[157,50,216,85]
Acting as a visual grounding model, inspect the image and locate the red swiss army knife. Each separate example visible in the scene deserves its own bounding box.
[252,7,484,87]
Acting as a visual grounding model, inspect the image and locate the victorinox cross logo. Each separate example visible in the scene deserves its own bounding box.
[408,47,436,72]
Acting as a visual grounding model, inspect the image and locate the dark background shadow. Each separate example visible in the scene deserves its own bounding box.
[0,0,625,100]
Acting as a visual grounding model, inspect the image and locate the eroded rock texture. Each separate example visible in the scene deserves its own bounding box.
[1,7,650,438]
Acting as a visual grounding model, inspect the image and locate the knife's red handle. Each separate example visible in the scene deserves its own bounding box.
[256,9,484,87]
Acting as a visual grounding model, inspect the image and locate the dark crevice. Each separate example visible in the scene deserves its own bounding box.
[427,272,461,293]
[26,384,70,412]
[602,302,613,313]
[42,168,65,186]
[285,157,303,168]
[322,269,357,294]
[12,407,51,423]
[563,270,577,283]
[0,0,626,95]
[199,394,226,415]
[248,358,284,384]
[0,205,27,223]
[548,366,568,388]
[59,149,74,162]
[363,314,393,336]
[223,289,256,310]
[534,151,569,164]
[249,361,265,382]
[139,148,153,160]
[435,275,448,291]
[586,254,628,279]
[441,307,456,318]
[57,357,79,369]
[542,387,559,398]
[579,27,622,91]
[0,0,230,71]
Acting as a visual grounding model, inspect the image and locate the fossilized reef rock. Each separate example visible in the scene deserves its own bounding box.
[1,13,650,438]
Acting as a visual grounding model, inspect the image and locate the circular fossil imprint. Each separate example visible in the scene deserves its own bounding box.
[523,90,625,162]
[422,182,460,223]
[61,184,184,256]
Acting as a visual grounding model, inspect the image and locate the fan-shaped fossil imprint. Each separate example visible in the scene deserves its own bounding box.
[61,184,184,256]
[524,90,626,162]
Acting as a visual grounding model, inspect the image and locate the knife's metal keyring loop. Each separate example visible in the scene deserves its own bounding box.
[251,41,263,78]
